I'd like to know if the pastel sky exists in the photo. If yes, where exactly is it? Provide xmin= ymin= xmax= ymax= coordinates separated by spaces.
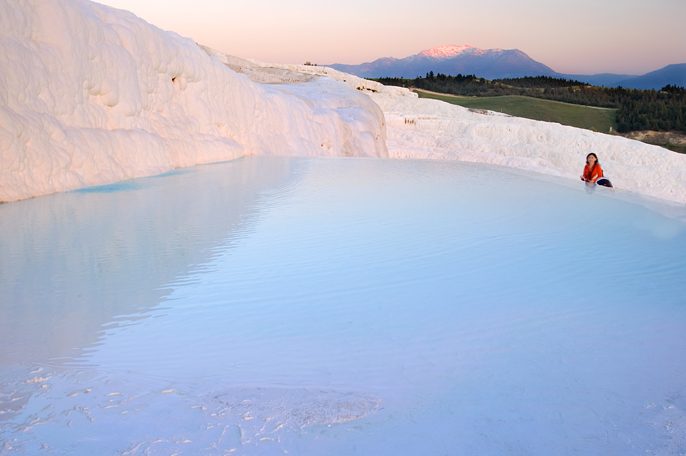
xmin=101 ymin=0 xmax=686 ymax=76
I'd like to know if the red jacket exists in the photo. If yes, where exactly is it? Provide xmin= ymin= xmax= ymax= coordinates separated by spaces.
xmin=583 ymin=163 xmax=603 ymax=182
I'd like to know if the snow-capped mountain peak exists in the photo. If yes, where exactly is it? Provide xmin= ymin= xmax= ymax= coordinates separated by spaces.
xmin=329 ymin=45 xmax=555 ymax=80
xmin=418 ymin=45 xmax=476 ymax=59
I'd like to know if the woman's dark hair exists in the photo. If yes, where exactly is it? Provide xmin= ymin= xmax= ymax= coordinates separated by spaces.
xmin=586 ymin=153 xmax=599 ymax=165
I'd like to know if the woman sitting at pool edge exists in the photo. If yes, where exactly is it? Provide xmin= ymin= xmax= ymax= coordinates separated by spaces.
xmin=581 ymin=153 xmax=613 ymax=187
xmin=581 ymin=153 xmax=602 ymax=183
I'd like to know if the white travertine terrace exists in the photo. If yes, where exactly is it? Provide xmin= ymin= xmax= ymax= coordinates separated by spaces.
xmin=2 ymin=0 xmax=686 ymax=204
xmin=0 ymin=0 xmax=386 ymax=203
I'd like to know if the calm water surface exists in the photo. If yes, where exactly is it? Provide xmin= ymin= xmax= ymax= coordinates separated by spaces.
xmin=1 ymin=156 xmax=685 ymax=455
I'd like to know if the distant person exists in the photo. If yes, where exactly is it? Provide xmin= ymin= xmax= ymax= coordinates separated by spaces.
xmin=581 ymin=153 xmax=613 ymax=188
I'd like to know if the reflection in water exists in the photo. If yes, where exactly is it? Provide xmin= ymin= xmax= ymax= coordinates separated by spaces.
xmin=0 ymin=157 xmax=295 ymax=365
xmin=1 ymin=157 xmax=686 ymax=455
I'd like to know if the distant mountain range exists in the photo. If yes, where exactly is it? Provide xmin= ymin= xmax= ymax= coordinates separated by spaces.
xmin=327 ymin=45 xmax=686 ymax=90
xmin=329 ymin=45 xmax=557 ymax=80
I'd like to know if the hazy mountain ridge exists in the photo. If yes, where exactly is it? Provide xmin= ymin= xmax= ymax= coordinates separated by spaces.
xmin=328 ymin=46 xmax=686 ymax=90
xmin=613 ymin=63 xmax=686 ymax=90
xmin=329 ymin=46 xmax=558 ymax=80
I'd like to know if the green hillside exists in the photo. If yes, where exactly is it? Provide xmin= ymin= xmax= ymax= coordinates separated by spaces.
xmin=415 ymin=90 xmax=618 ymax=133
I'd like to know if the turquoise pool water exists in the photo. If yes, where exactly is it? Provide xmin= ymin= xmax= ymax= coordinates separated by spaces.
xmin=1 ymin=156 xmax=685 ymax=455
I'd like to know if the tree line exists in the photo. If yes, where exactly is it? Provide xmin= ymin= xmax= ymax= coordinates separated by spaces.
xmin=373 ymin=74 xmax=686 ymax=133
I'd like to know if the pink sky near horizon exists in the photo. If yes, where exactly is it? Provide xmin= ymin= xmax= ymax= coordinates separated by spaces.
xmin=101 ymin=0 xmax=686 ymax=76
